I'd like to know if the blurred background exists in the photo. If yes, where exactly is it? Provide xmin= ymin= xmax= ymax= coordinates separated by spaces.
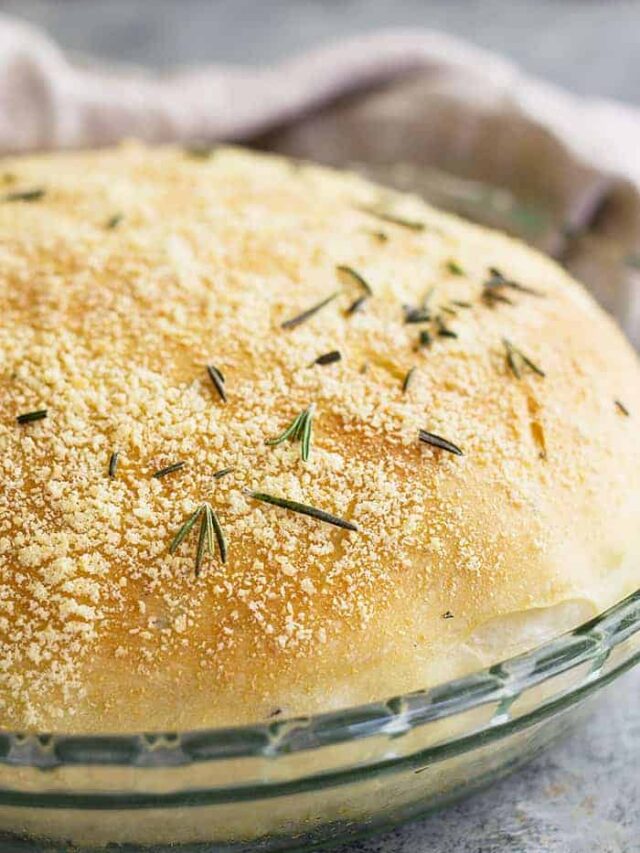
xmin=2 ymin=0 xmax=640 ymax=106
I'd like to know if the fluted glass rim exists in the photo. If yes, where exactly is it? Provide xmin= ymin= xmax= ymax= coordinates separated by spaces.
xmin=1 ymin=587 xmax=638 ymax=772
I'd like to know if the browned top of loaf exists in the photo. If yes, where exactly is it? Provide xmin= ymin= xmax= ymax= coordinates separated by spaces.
xmin=0 ymin=143 xmax=638 ymax=732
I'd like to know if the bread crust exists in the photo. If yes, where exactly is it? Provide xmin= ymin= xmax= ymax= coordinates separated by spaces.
xmin=0 ymin=143 xmax=638 ymax=732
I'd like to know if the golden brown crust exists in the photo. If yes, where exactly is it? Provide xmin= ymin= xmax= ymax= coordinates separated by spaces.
xmin=0 ymin=143 xmax=639 ymax=731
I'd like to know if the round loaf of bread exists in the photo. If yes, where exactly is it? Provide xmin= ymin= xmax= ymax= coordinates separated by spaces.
xmin=1 ymin=143 xmax=639 ymax=732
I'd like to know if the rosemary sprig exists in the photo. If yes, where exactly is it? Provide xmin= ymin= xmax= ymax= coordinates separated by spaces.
xmin=281 ymin=292 xmax=338 ymax=329
xmin=451 ymin=300 xmax=473 ymax=309
xmin=359 ymin=205 xmax=425 ymax=231
xmin=266 ymin=404 xmax=315 ymax=462
xmin=207 ymin=364 xmax=227 ymax=403
xmin=488 ymin=267 xmax=543 ymax=296
xmin=615 ymin=399 xmax=630 ymax=417
xmin=108 ymin=451 xmax=120 ymax=478
xmin=106 ymin=213 xmax=123 ymax=229
xmin=3 ymin=188 xmax=45 ymax=203
xmin=213 ymin=466 xmax=235 ymax=479
xmin=153 ymin=461 xmax=186 ymax=479
xmin=446 ymin=260 xmax=465 ymax=276
xmin=245 ymin=489 xmax=358 ymax=532
xmin=419 ymin=429 xmax=464 ymax=456
xmin=170 ymin=502 xmax=227 ymax=576
xmin=503 ymin=339 xmax=545 ymax=379
xmin=16 ymin=409 xmax=47 ymax=424
xmin=312 ymin=350 xmax=342 ymax=366
xmin=483 ymin=268 xmax=543 ymax=306
xmin=442 ymin=611 xmax=455 ymax=619
xmin=336 ymin=265 xmax=373 ymax=296
xmin=402 ymin=367 xmax=416 ymax=393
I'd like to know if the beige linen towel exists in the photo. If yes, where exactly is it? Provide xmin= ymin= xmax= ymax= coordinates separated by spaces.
xmin=0 ymin=16 xmax=638 ymax=339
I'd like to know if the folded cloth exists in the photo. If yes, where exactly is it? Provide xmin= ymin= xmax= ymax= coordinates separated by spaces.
xmin=0 ymin=15 xmax=638 ymax=338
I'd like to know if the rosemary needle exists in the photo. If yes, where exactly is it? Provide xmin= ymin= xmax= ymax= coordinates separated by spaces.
xmin=281 ymin=293 xmax=338 ymax=330
xmin=152 ymin=461 xmax=186 ymax=479
xmin=170 ymin=506 xmax=203 ymax=555
xmin=106 ymin=213 xmax=123 ymax=229
xmin=404 ymin=306 xmax=431 ymax=324
xmin=108 ymin=451 xmax=120 ymax=478
xmin=503 ymin=339 xmax=545 ymax=379
xmin=404 ymin=286 xmax=434 ymax=325
xmin=615 ymin=400 xmax=630 ymax=417
xmin=213 ymin=466 xmax=235 ymax=479
xmin=312 ymin=350 xmax=342 ymax=367
xmin=209 ymin=506 xmax=227 ymax=564
xmin=194 ymin=508 xmax=211 ymax=576
xmin=419 ymin=429 xmax=464 ymax=456
xmin=185 ymin=145 xmax=217 ymax=160
xmin=336 ymin=265 xmax=373 ymax=296
xmin=345 ymin=295 xmax=368 ymax=315
xmin=207 ymin=364 xmax=227 ymax=403
xmin=483 ymin=268 xmax=544 ymax=308
xmin=417 ymin=329 xmax=432 ymax=349
xmin=482 ymin=288 xmax=514 ymax=307
xmin=359 ymin=205 xmax=426 ymax=231
xmin=266 ymin=404 xmax=315 ymax=462
xmin=245 ymin=489 xmax=358 ymax=532
xmin=3 ymin=188 xmax=45 ymax=203
xmin=487 ymin=267 xmax=543 ymax=296
xmin=16 ymin=409 xmax=47 ymax=424
xmin=435 ymin=316 xmax=458 ymax=339
xmin=402 ymin=367 xmax=416 ymax=393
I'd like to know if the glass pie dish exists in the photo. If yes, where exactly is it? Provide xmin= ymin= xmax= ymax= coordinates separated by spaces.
xmin=2 ymin=160 xmax=639 ymax=852
xmin=0 ymin=7 xmax=638 ymax=842
xmin=0 ymin=587 xmax=638 ymax=851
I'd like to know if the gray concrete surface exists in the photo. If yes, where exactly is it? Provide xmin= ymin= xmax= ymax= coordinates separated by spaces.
xmin=0 ymin=3 xmax=639 ymax=852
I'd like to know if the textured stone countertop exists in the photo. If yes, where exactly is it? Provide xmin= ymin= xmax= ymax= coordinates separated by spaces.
xmin=336 ymin=669 xmax=640 ymax=853
xmin=0 ymin=3 xmax=639 ymax=852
